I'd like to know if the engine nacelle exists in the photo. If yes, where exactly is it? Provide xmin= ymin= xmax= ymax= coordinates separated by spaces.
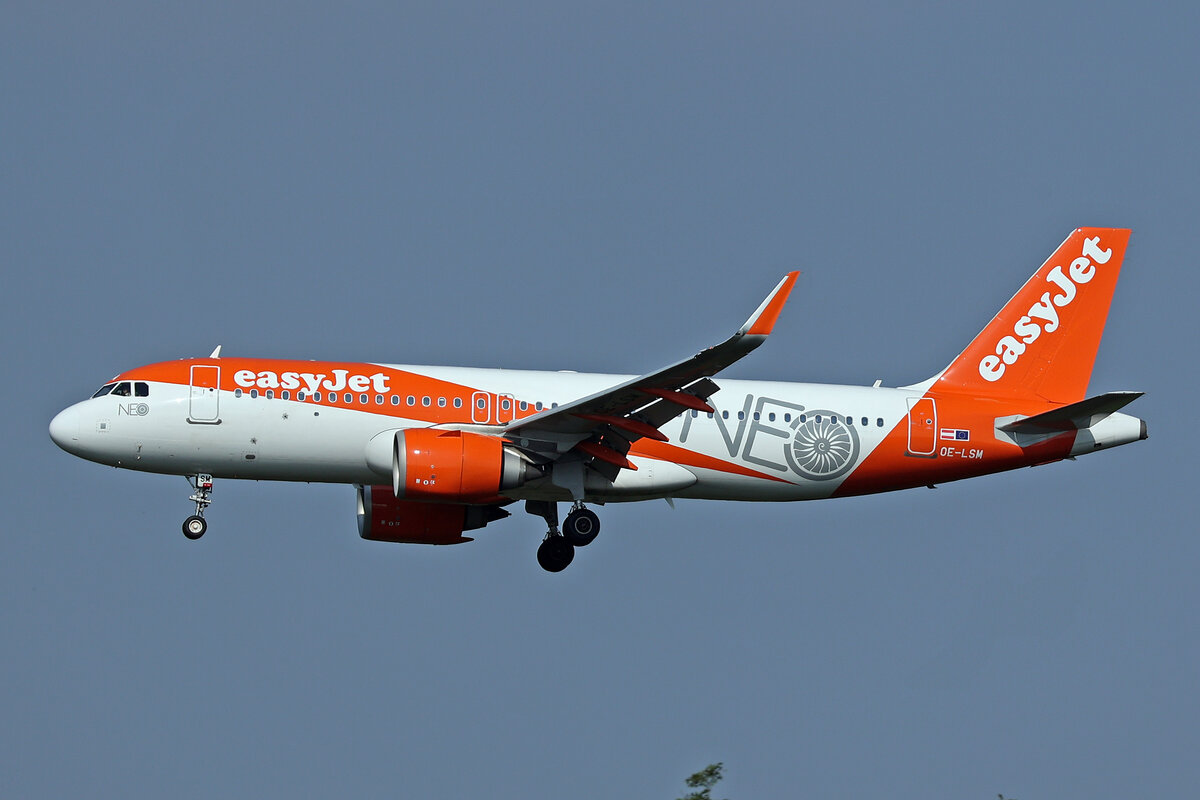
xmin=389 ymin=428 xmax=537 ymax=502
xmin=356 ymin=484 xmax=510 ymax=545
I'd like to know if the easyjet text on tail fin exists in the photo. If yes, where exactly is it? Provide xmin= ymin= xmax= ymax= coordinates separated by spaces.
xmin=933 ymin=228 xmax=1131 ymax=403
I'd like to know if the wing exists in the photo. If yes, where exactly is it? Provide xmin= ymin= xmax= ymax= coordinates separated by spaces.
xmin=503 ymin=272 xmax=799 ymax=479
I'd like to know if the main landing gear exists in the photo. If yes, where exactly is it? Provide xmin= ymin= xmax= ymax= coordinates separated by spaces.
xmin=530 ymin=501 xmax=601 ymax=573
xmin=182 ymin=474 xmax=213 ymax=540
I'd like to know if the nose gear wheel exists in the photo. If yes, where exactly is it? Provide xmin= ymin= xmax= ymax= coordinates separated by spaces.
xmin=182 ymin=474 xmax=214 ymax=540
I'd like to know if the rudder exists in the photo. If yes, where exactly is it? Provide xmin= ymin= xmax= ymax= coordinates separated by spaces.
xmin=933 ymin=227 xmax=1131 ymax=404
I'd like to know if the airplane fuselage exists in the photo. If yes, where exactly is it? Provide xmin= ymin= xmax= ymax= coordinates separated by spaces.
xmin=50 ymin=358 xmax=1144 ymax=502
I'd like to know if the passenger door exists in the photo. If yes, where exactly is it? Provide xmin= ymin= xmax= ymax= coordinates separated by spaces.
xmin=906 ymin=397 xmax=937 ymax=457
xmin=189 ymin=365 xmax=221 ymax=423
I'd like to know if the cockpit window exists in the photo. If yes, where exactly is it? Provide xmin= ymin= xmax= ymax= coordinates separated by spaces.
xmin=134 ymin=382 xmax=149 ymax=397
xmin=110 ymin=382 xmax=132 ymax=397
xmin=92 ymin=383 xmax=116 ymax=398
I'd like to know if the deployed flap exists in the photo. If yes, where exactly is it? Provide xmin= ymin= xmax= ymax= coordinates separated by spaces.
xmin=504 ymin=272 xmax=799 ymax=466
xmin=999 ymin=391 xmax=1143 ymax=434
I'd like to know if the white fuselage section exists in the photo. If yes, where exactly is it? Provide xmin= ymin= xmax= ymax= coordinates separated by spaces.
xmin=50 ymin=364 xmax=920 ymax=503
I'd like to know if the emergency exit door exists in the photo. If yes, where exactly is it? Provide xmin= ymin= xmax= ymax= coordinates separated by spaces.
xmin=189 ymin=365 xmax=221 ymax=423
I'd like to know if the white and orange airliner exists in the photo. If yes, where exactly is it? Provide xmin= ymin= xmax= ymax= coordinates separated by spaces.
xmin=50 ymin=228 xmax=1146 ymax=571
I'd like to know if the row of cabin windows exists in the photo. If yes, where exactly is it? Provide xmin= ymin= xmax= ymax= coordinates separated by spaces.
xmin=92 ymin=381 xmax=881 ymax=428
xmin=234 ymin=389 xmax=465 ymax=407
xmin=693 ymin=409 xmax=885 ymax=427
xmin=92 ymin=381 xmax=150 ymax=398
xmin=231 ymin=389 xmax=558 ymax=412
xmin=226 ymin=389 xmax=880 ymax=426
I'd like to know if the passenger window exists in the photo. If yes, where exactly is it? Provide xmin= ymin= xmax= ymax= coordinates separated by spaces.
xmin=862 ymin=417 xmax=868 ymax=426
xmin=784 ymin=413 xmax=791 ymax=422
xmin=768 ymin=412 xmax=776 ymax=421
xmin=111 ymin=382 xmax=132 ymax=397
xmin=453 ymin=398 xmax=463 ymax=409
xmin=92 ymin=384 xmax=115 ymax=398
xmin=753 ymin=412 xmax=760 ymax=420
xmin=476 ymin=397 xmax=486 ymax=409
xmin=266 ymin=390 xmax=275 ymax=399
xmin=313 ymin=392 xmax=322 ymax=402
xmin=375 ymin=395 xmax=384 ymax=405
xmin=297 ymin=391 xmax=306 ymax=401
xmin=722 ymin=411 xmax=729 ymax=419
xmin=281 ymin=390 xmax=290 ymax=400
xmin=437 ymin=397 xmax=446 ymax=407
xmin=250 ymin=389 xmax=259 ymax=399
xmin=535 ymin=402 xmax=544 ymax=411
xmin=360 ymin=394 xmax=368 ymax=404
xmin=408 ymin=396 xmax=416 ymax=406
xmin=501 ymin=398 xmax=511 ymax=411
xmin=344 ymin=393 xmax=352 ymax=403
xmin=876 ymin=418 xmax=884 ymax=427
xmin=390 ymin=395 xmax=399 ymax=406
xmin=422 ymin=397 xmax=431 ymax=407
xmin=800 ymin=414 xmax=807 ymax=423
xmin=738 ymin=411 xmax=745 ymax=420
xmin=235 ymin=389 xmax=243 ymax=398
xmin=519 ymin=401 xmax=529 ymax=412
xmin=134 ymin=382 xmax=149 ymax=397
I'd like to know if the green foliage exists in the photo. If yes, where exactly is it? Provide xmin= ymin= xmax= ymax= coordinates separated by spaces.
xmin=677 ymin=763 xmax=726 ymax=800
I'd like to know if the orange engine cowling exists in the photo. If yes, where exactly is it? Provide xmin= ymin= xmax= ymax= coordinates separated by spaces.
xmin=393 ymin=429 xmax=536 ymax=502
xmin=357 ymin=484 xmax=510 ymax=545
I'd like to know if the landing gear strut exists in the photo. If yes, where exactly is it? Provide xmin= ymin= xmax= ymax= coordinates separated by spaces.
xmin=183 ymin=474 xmax=213 ymax=540
xmin=528 ymin=500 xmax=571 ymax=572
xmin=527 ymin=500 xmax=601 ymax=572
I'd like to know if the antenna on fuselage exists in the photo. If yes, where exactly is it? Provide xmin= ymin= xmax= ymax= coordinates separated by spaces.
xmin=209 ymin=345 xmax=222 ymax=359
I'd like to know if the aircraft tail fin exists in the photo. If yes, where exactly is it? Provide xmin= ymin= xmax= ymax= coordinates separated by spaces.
xmin=932 ymin=227 xmax=1131 ymax=403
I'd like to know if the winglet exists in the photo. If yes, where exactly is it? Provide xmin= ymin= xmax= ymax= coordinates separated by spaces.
xmin=740 ymin=271 xmax=799 ymax=336
xmin=209 ymin=345 xmax=223 ymax=359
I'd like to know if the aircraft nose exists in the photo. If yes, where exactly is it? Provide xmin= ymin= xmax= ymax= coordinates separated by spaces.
xmin=49 ymin=405 xmax=81 ymax=452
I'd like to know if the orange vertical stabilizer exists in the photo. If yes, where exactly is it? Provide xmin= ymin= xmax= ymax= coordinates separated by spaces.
xmin=932 ymin=227 xmax=1131 ymax=404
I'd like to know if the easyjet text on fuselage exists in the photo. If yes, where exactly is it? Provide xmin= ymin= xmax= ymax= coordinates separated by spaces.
xmin=233 ymin=368 xmax=390 ymax=394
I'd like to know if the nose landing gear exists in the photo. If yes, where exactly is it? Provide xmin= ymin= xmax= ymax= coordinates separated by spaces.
xmin=182 ymin=474 xmax=213 ymax=540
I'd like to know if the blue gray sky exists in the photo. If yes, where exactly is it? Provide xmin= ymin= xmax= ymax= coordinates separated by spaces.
xmin=3 ymin=2 xmax=1196 ymax=797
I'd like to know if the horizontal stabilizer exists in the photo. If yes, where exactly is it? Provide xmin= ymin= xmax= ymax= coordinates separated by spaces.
xmin=999 ymin=391 xmax=1143 ymax=434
